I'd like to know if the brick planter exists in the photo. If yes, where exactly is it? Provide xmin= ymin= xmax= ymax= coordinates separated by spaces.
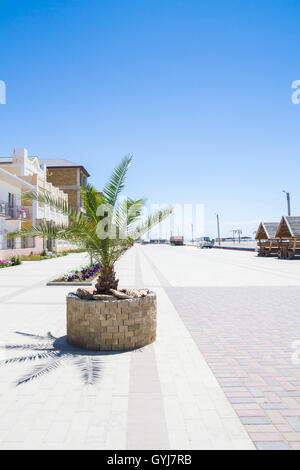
xmin=66 ymin=292 xmax=157 ymax=351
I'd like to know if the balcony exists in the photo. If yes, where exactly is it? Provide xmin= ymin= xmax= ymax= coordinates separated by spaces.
xmin=0 ymin=201 xmax=30 ymax=220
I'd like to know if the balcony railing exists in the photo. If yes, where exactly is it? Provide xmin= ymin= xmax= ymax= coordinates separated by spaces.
xmin=0 ymin=201 xmax=30 ymax=220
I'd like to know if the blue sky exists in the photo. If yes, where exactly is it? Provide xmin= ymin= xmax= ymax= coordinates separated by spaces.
xmin=1 ymin=0 xmax=300 ymax=239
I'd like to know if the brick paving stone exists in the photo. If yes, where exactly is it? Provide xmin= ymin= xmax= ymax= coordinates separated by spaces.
xmin=285 ymin=417 xmax=300 ymax=432
xmin=220 ymin=381 xmax=243 ymax=387
xmin=248 ymin=387 xmax=264 ymax=398
xmin=237 ymin=410 xmax=266 ymax=417
xmin=290 ymin=442 xmax=300 ymax=450
xmin=283 ymin=432 xmax=300 ymax=441
xmin=229 ymin=398 xmax=256 ymax=404
xmin=276 ymin=424 xmax=293 ymax=432
xmin=281 ymin=410 xmax=300 ymax=416
xmin=255 ymin=442 xmax=290 ymax=450
xmin=249 ymin=433 xmax=282 ymax=442
xmin=241 ymin=417 xmax=270 ymax=425
xmin=261 ymin=404 xmax=288 ymax=409
xmin=245 ymin=424 xmax=277 ymax=433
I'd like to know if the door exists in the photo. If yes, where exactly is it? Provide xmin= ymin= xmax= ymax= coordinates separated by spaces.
xmin=8 ymin=193 xmax=15 ymax=218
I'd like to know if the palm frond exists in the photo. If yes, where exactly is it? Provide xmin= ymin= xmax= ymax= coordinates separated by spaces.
xmin=103 ymin=155 xmax=132 ymax=207
xmin=21 ymin=190 xmax=86 ymax=222
xmin=126 ymin=198 xmax=146 ymax=226
xmin=80 ymin=185 xmax=103 ymax=223
xmin=129 ymin=207 xmax=173 ymax=240
xmin=7 ymin=222 xmax=71 ymax=241
xmin=113 ymin=197 xmax=146 ymax=238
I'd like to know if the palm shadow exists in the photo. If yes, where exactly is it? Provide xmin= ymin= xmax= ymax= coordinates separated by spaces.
xmin=0 ymin=331 xmax=129 ymax=386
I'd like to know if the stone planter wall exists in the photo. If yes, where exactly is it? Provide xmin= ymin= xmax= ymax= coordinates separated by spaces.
xmin=66 ymin=292 xmax=157 ymax=351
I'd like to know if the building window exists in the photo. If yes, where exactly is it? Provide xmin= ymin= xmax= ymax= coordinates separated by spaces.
xmin=21 ymin=236 xmax=35 ymax=249
xmin=7 ymin=238 xmax=16 ymax=249
xmin=79 ymin=172 xmax=86 ymax=187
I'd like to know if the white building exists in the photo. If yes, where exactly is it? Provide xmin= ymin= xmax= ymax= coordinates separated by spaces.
xmin=0 ymin=148 xmax=69 ymax=256
xmin=0 ymin=167 xmax=35 ymax=253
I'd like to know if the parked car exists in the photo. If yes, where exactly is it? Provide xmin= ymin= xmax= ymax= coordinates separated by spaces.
xmin=197 ymin=237 xmax=214 ymax=249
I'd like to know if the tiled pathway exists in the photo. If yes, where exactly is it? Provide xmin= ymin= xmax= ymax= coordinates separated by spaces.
xmin=142 ymin=245 xmax=300 ymax=450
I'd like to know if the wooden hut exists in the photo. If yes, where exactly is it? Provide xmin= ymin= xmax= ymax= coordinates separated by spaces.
xmin=170 ymin=236 xmax=184 ymax=246
xmin=276 ymin=216 xmax=300 ymax=259
xmin=255 ymin=222 xmax=279 ymax=256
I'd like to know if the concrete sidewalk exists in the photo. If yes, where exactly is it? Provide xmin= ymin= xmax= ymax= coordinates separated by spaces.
xmin=0 ymin=246 xmax=254 ymax=449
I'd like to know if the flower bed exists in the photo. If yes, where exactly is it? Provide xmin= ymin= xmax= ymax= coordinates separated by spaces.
xmin=54 ymin=263 xmax=100 ymax=283
xmin=0 ymin=256 xmax=22 ymax=268
xmin=21 ymin=250 xmax=69 ymax=261
xmin=0 ymin=259 xmax=11 ymax=268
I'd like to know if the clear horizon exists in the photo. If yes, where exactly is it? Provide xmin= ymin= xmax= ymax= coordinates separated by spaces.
xmin=1 ymin=0 xmax=300 ymax=239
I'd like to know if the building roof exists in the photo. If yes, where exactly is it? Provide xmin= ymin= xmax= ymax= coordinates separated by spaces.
xmin=39 ymin=158 xmax=90 ymax=177
xmin=276 ymin=216 xmax=300 ymax=238
xmin=255 ymin=222 xmax=279 ymax=240
xmin=263 ymin=222 xmax=279 ymax=239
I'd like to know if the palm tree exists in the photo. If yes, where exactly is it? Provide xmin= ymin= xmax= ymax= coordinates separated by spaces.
xmin=9 ymin=155 xmax=172 ymax=294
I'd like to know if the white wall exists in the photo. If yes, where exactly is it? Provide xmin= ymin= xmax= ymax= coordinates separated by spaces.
xmin=0 ymin=178 xmax=21 ymax=204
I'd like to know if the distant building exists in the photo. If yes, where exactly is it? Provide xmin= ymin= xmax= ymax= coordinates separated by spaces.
xmin=0 ymin=166 xmax=35 ymax=255
xmin=39 ymin=158 xmax=90 ymax=212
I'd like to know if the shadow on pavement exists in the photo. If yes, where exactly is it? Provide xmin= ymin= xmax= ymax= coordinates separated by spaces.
xmin=0 ymin=331 xmax=132 ymax=386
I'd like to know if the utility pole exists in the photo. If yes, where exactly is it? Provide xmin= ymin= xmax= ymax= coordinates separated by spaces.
xmin=191 ymin=223 xmax=194 ymax=244
xmin=283 ymin=190 xmax=291 ymax=216
xmin=215 ymin=213 xmax=221 ymax=245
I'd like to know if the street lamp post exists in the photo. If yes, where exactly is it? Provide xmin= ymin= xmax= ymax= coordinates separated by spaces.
xmin=283 ymin=190 xmax=291 ymax=216
xmin=236 ymin=229 xmax=242 ymax=244
xmin=215 ymin=214 xmax=221 ymax=245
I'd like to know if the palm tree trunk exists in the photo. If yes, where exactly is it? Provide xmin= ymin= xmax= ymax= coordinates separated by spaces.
xmin=95 ymin=265 xmax=119 ymax=294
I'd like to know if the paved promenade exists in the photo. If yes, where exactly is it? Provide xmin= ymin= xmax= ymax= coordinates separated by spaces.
xmin=142 ymin=246 xmax=300 ymax=450
xmin=1 ymin=246 xmax=300 ymax=449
